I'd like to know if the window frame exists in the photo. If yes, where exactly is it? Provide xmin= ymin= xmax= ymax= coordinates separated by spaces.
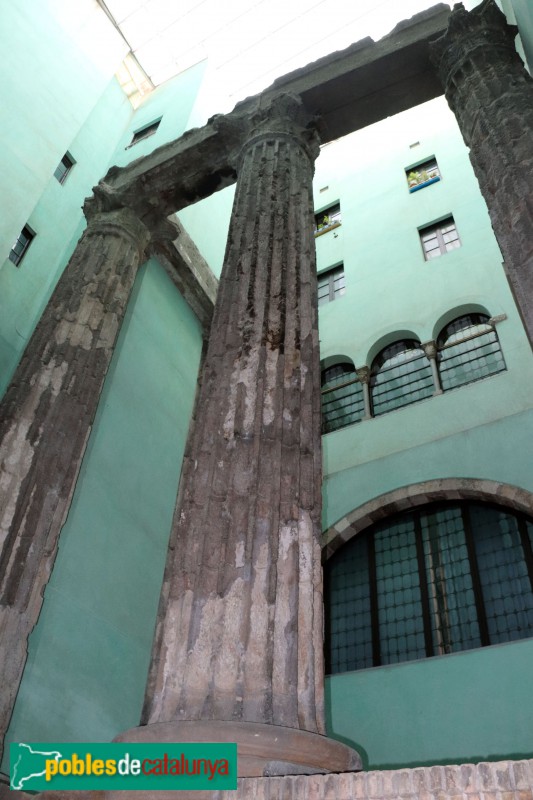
xmin=370 ymin=339 xmax=434 ymax=416
xmin=437 ymin=313 xmax=506 ymax=390
xmin=53 ymin=152 xmax=75 ymax=184
xmin=325 ymin=500 xmax=533 ymax=674
xmin=9 ymin=225 xmax=35 ymax=267
xmin=419 ymin=216 xmax=461 ymax=260
xmin=317 ymin=264 xmax=345 ymax=306
xmin=314 ymin=203 xmax=341 ymax=236
xmin=321 ymin=362 xmax=364 ymax=433
xmin=126 ymin=118 xmax=162 ymax=148
xmin=406 ymin=157 xmax=441 ymax=192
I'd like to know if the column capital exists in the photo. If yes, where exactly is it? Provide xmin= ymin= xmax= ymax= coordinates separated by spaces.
xmin=83 ymin=186 xmax=152 ymax=258
xmin=238 ymin=92 xmax=321 ymax=166
xmin=356 ymin=366 xmax=371 ymax=384
xmin=430 ymin=0 xmax=518 ymax=90
xmin=422 ymin=340 xmax=438 ymax=360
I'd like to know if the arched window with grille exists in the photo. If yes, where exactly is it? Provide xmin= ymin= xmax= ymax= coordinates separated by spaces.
xmin=437 ymin=313 xmax=505 ymax=391
xmin=370 ymin=340 xmax=433 ymax=416
xmin=321 ymin=362 xmax=364 ymax=433
xmin=324 ymin=501 xmax=533 ymax=674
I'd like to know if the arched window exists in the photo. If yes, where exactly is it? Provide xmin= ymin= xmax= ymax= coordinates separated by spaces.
xmin=321 ymin=363 xmax=364 ymax=433
xmin=370 ymin=340 xmax=433 ymax=416
xmin=324 ymin=502 xmax=533 ymax=674
xmin=437 ymin=314 xmax=505 ymax=391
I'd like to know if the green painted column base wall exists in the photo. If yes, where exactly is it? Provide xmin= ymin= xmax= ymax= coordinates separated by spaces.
xmin=326 ymin=637 xmax=533 ymax=769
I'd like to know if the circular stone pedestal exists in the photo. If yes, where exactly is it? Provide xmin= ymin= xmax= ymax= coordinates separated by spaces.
xmin=114 ymin=720 xmax=362 ymax=777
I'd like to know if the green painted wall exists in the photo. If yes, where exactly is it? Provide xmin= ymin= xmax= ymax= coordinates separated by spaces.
xmin=0 ymin=5 xmax=211 ymax=763
xmin=0 ymin=14 xmax=208 ymax=398
xmin=177 ymin=188 xmax=235 ymax=278
xmin=2 ymin=259 xmax=203 ymax=770
xmin=326 ymin=638 xmax=533 ymax=769
xmin=315 ymin=97 xmax=533 ymax=528
xmin=111 ymin=60 xmax=208 ymax=167
xmin=0 ymin=0 xmax=127 ymax=259
xmin=0 ymin=76 xmax=132 ymax=397
xmin=315 ymin=96 xmax=533 ymax=767
xmin=510 ymin=0 xmax=533 ymax=71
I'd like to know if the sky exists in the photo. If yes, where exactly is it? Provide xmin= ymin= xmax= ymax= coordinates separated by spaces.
xmin=103 ymin=0 xmax=475 ymax=104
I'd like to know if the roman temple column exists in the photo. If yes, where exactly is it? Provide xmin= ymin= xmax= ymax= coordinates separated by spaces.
xmin=124 ymin=93 xmax=361 ymax=777
xmin=0 ymin=198 xmax=151 ymax=759
xmin=431 ymin=0 xmax=533 ymax=345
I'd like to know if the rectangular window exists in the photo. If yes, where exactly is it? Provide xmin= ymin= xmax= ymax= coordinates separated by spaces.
xmin=314 ymin=203 xmax=341 ymax=235
xmin=318 ymin=264 xmax=345 ymax=305
xmin=127 ymin=119 xmax=162 ymax=147
xmin=53 ymin=152 xmax=75 ymax=184
xmin=9 ymin=225 xmax=35 ymax=266
xmin=419 ymin=216 xmax=461 ymax=260
xmin=406 ymin=158 xmax=441 ymax=192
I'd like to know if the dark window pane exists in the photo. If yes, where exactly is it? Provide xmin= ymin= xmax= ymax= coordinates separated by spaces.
xmin=419 ymin=216 xmax=461 ymax=260
xmin=420 ymin=507 xmax=481 ymax=654
xmin=470 ymin=506 xmax=533 ymax=644
xmin=317 ymin=265 xmax=345 ymax=306
xmin=321 ymin=363 xmax=364 ymax=433
xmin=371 ymin=340 xmax=433 ymax=416
xmin=326 ymin=534 xmax=373 ymax=672
xmin=129 ymin=119 xmax=161 ymax=146
xmin=53 ymin=153 xmax=74 ymax=184
xmin=9 ymin=225 xmax=35 ymax=266
xmin=325 ymin=502 xmax=533 ymax=675
xmin=375 ymin=515 xmax=425 ymax=664
xmin=437 ymin=314 xmax=506 ymax=390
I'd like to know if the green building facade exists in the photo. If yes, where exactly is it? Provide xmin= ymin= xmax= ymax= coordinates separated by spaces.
xmin=1 ymin=0 xmax=532 ymax=781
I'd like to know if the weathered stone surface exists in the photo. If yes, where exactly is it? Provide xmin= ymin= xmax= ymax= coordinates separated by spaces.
xmin=114 ymin=719 xmax=361 ymax=777
xmin=322 ymin=478 xmax=533 ymax=559
xmin=148 ymin=215 xmax=217 ymax=332
xmin=95 ymin=5 xmax=450 ymax=221
xmin=271 ymin=4 xmax=450 ymax=141
xmin=0 ymin=205 xmax=151 ymax=759
xmin=431 ymin=0 xmax=533 ymax=346
xmin=140 ymin=93 xmax=327 ymax=738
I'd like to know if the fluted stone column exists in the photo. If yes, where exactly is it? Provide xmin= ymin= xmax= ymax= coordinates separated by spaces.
xmin=431 ymin=0 xmax=533 ymax=345
xmin=119 ymin=94 xmax=360 ymax=778
xmin=0 ymin=202 xmax=151 ymax=759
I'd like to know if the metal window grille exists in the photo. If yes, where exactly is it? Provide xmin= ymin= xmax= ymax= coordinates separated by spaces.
xmin=321 ymin=363 xmax=364 ymax=433
xmin=325 ymin=502 xmax=533 ymax=674
xmin=437 ymin=314 xmax=506 ymax=390
xmin=420 ymin=217 xmax=461 ymax=260
xmin=9 ymin=225 xmax=35 ymax=266
xmin=318 ymin=265 xmax=345 ymax=306
xmin=53 ymin=153 xmax=74 ymax=184
xmin=370 ymin=340 xmax=433 ymax=416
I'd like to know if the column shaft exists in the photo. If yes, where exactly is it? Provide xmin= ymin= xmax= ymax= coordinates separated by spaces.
xmin=0 ymin=206 xmax=150 ymax=757
xmin=431 ymin=0 xmax=533 ymax=344
xmin=143 ymin=96 xmax=324 ymax=734
xmin=356 ymin=367 xmax=372 ymax=419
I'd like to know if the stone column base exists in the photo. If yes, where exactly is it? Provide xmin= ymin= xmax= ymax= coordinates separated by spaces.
xmin=114 ymin=720 xmax=362 ymax=778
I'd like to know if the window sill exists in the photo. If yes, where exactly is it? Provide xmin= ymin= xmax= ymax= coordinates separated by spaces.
xmin=409 ymin=176 xmax=441 ymax=193
xmin=314 ymin=221 xmax=341 ymax=238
